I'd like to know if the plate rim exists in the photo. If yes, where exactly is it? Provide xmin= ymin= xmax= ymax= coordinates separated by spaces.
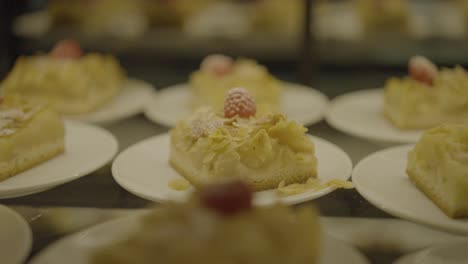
xmin=111 ymin=132 xmax=353 ymax=206
xmin=394 ymin=239 xmax=468 ymax=264
xmin=0 ymin=120 xmax=119 ymax=197
xmin=66 ymin=78 xmax=154 ymax=125
xmin=352 ymin=144 xmax=468 ymax=235
xmin=325 ymin=88 xmax=423 ymax=144
xmin=0 ymin=204 xmax=33 ymax=264
xmin=144 ymin=82 xmax=329 ymax=128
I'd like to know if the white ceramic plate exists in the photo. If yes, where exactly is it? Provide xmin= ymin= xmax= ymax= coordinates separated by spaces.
xmin=0 ymin=205 xmax=32 ymax=264
xmin=144 ymin=82 xmax=329 ymax=127
xmin=30 ymin=212 xmax=368 ymax=264
xmin=112 ymin=133 xmax=352 ymax=206
xmin=0 ymin=121 xmax=118 ymax=199
xmin=68 ymin=79 xmax=154 ymax=125
xmin=395 ymin=240 xmax=468 ymax=264
xmin=352 ymin=145 xmax=468 ymax=235
xmin=326 ymin=89 xmax=423 ymax=144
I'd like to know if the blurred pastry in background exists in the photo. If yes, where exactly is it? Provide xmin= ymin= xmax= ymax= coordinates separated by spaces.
xmin=407 ymin=124 xmax=468 ymax=218
xmin=80 ymin=0 xmax=148 ymax=38
xmin=354 ymin=0 xmax=409 ymax=34
xmin=92 ymin=180 xmax=321 ymax=264
xmin=183 ymin=0 xmax=301 ymax=38
xmin=48 ymin=0 xmax=148 ymax=38
xmin=170 ymin=88 xmax=317 ymax=191
xmin=313 ymin=0 xmax=364 ymax=41
xmin=0 ymin=96 xmax=65 ymax=181
xmin=47 ymin=0 xmax=88 ymax=27
xmin=1 ymin=39 xmax=126 ymax=115
xmin=384 ymin=55 xmax=468 ymax=129
xmin=190 ymin=54 xmax=282 ymax=114
xmin=252 ymin=0 xmax=302 ymax=36
xmin=183 ymin=1 xmax=252 ymax=39
xmin=458 ymin=0 xmax=468 ymax=31
xmin=145 ymin=0 xmax=214 ymax=28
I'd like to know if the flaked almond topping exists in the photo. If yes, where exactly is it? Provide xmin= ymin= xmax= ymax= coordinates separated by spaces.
xmin=224 ymin=87 xmax=256 ymax=118
xmin=408 ymin=55 xmax=438 ymax=86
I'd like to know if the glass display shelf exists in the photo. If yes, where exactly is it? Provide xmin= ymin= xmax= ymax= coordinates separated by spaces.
xmin=1 ymin=68 xmax=467 ymax=264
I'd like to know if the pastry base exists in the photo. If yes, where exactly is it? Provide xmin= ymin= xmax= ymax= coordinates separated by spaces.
xmin=407 ymin=170 xmax=467 ymax=218
xmin=0 ymin=139 xmax=64 ymax=181
xmin=169 ymin=147 xmax=316 ymax=192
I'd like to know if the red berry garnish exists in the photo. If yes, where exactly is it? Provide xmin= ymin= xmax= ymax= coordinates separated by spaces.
xmin=224 ymin=87 xmax=256 ymax=118
xmin=50 ymin=39 xmax=83 ymax=59
xmin=408 ymin=56 xmax=438 ymax=86
xmin=198 ymin=180 xmax=253 ymax=216
xmin=200 ymin=54 xmax=233 ymax=76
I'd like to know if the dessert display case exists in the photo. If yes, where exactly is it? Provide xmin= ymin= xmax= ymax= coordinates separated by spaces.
xmin=1 ymin=1 xmax=468 ymax=264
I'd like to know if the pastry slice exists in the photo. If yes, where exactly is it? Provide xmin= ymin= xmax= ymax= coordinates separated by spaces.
xmin=355 ymin=0 xmax=409 ymax=33
xmin=384 ymin=56 xmax=468 ymax=129
xmin=0 ymin=96 xmax=65 ymax=181
xmin=383 ymin=77 xmax=440 ymax=129
xmin=1 ymin=39 xmax=125 ymax=115
xmin=407 ymin=124 xmax=468 ymax=218
xmin=189 ymin=54 xmax=283 ymax=115
xmin=92 ymin=180 xmax=321 ymax=264
xmin=170 ymin=88 xmax=317 ymax=191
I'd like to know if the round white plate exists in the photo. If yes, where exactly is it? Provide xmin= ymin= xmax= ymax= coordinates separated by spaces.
xmin=0 ymin=121 xmax=118 ymax=199
xmin=30 ymin=212 xmax=368 ymax=264
xmin=0 ymin=205 xmax=32 ymax=264
xmin=352 ymin=145 xmax=468 ymax=235
xmin=112 ymin=133 xmax=352 ymax=206
xmin=326 ymin=89 xmax=423 ymax=144
xmin=144 ymin=82 xmax=329 ymax=127
xmin=68 ymin=79 xmax=154 ymax=125
xmin=395 ymin=240 xmax=468 ymax=264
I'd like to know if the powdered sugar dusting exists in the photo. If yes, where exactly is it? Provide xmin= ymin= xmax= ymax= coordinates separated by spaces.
xmin=189 ymin=108 xmax=224 ymax=138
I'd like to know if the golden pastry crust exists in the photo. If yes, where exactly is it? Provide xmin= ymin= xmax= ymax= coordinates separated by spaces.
xmin=384 ymin=66 xmax=468 ymax=129
xmin=407 ymin=124 xmax=468 ymax=218
xmin=0 ymin=140 xmax=64 ymax=181
xmin=2 ymin=53 xmax=125 ymax=115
